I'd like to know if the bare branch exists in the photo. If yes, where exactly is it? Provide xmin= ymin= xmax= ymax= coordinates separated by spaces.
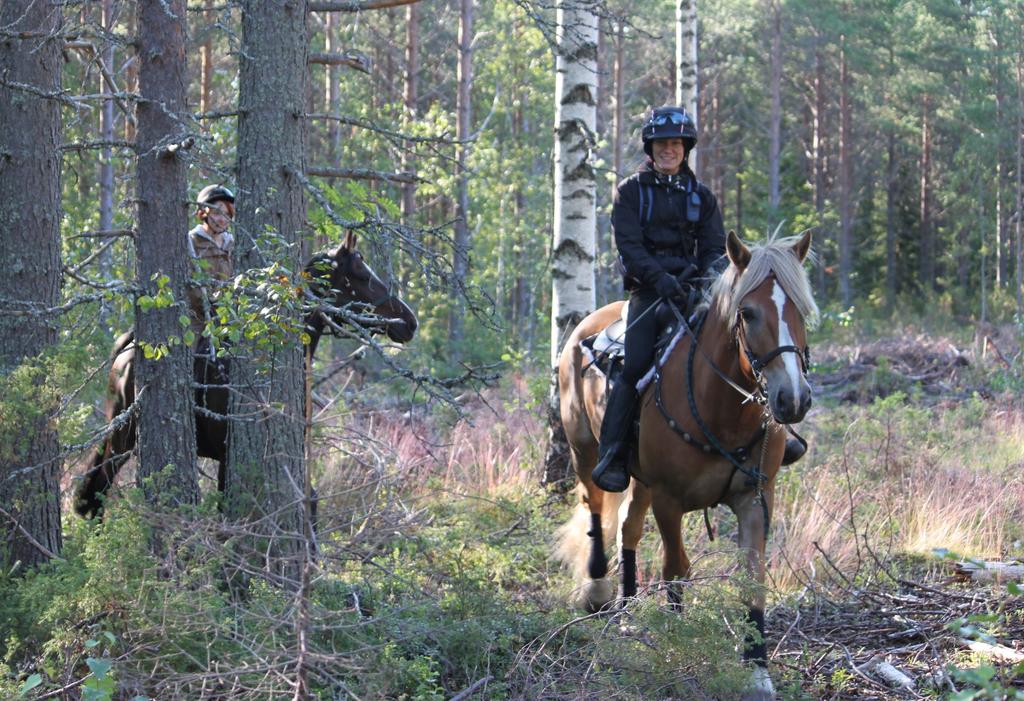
xmin=306 ymin=166 xmax=423 ymax=184
xmin=308 ymin=51 xmax=371 ymax=73
xmin=308 ymin=0 xmax=420 ymax=12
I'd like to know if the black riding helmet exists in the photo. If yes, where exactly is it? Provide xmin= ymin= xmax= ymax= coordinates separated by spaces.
xmin=196 ymin=184 xmax=235 ymax=206
xmin=642 ymin=106 xmax=697 ymax=157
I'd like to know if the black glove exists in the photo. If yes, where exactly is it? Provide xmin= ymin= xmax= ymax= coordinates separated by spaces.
xmin=654 ymin=273 xmax=686 ymax=303
xmin=675 ymin=263 xmax=699 ymax=285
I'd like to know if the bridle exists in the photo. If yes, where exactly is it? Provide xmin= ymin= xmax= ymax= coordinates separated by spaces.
xmin=734 ymin=274 xmax=810 ymax=392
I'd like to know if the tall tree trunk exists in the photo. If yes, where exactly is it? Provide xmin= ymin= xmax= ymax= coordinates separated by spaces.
xmin=98 ymin=0 xmax=117 ymax=311
xmin=324 ymin=9 xmax=339 ymax=163
xmin=135 ymin=0 xmax=199 ymax=508
xmin=1015 ymin=46 xmax=1023 ymax=312
xmin=0 ymin=0 xmax=64 ymax=568
xmin=449 ymin=0 xmax=473 ymax=359
xmin=400 ymin=1 xmax=419 ymax=223
xmin=735 ymin=135 xmax=744 ymax=234
xmin=838 ymin=33 xmax=853 ymax=308
xmin=228 ymin=0 xmax=309 ymax=582
xmin=544 ymin=0 xmax=598 ymax=486
xmin=919 ymin=95 xmax=934 ymax=292
xmin=675 ymin=0 xmax=698 ymax=173
xmin=813 ymin=44 xmax=828 ymax=298
xmin=767 ymin=0 xmax=782 ymax=220
xmin=200 ymin=0 xmax=214 ymax=118
xmin=884 ymin=46 xmax=896 ymax=312
xmin=994 ymin=35 xmax=1006 ymax=287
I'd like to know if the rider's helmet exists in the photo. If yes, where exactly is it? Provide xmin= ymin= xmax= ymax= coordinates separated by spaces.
xmin=196 ymin=184 xmax=235 ymax=206
xmin=642 ymin=106 xmax=697 ymax=157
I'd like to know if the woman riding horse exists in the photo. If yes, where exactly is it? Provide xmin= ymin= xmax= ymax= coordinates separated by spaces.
xmin=593 ymin=106 xmax=805 ymax=493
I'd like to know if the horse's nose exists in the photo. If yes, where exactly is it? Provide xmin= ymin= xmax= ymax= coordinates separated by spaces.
xmin=771 ymin=381 xmax=811 ymax=424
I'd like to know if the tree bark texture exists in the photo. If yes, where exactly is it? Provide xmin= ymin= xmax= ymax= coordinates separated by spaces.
xmin=675 ymin=0 xmax=698 ymax=174
xmin=550 ymin=0 xmax=597 ymax=366
xmin=545 ymin=0 xmax=598 ymax=486
xmin=135 ymin=0 xmax=199 ymax=507
xmin=228 ymin=0 xmax=309 ymax=577
xmin=0 ymin=0 xmax=64 ymax=567
xmin=400 ymin=1 xmax=419 ymax=223
xmin=767 ymin=0 xmax=782 ymax=218
xmin=919 ymin=95 xmax=934 ymax=293
xmin=838 ymin=34 xmax=853 ymax=308
xmin=450 ymin=0 xmax=473 ymax=358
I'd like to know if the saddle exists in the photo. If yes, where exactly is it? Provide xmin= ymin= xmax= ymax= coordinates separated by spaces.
xmin=580 ymin=299 xmax=697 ymax=390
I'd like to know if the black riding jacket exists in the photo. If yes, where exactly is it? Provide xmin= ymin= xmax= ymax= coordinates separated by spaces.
xmin=612 ymin=162 xmax=726 ymax=290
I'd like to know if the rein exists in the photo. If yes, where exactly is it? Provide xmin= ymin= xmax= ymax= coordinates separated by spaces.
xmin=653 ymin=303 xmax=774 ymax=540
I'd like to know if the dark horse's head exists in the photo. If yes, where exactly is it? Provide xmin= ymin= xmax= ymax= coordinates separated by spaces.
xmin=305 ymin=230 xmax=418 ymax=344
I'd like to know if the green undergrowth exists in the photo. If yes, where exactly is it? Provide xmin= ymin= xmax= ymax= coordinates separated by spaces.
xmin=0 ymin=484 xmax=770 ymax=700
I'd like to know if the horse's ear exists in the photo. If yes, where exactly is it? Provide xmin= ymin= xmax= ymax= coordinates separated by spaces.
xmin=342 ymin=229 xmax=357 ymax=252
xmin=792 ymin=230 xmax=812 ymax=263
xmin=726 ymin=230 xmax=751 ymax=271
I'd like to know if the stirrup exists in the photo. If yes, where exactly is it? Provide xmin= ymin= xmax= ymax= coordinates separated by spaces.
xmin=592 ymin=448 xmax=630 ymax=492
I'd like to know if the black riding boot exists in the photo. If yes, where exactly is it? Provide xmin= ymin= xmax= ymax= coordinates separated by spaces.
xmin=781 ymin=435 xmax=807 ymax=466
xmin=592 ymin=383 xmax=639 ymax=492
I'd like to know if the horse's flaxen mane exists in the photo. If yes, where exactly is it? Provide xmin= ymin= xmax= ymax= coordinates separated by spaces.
xmin=711 ymin=235 xmax=819 ymax=328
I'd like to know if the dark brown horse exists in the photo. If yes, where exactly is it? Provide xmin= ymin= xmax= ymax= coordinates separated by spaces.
xmin=75 ymin=231 xmax=417 ymax=518
xmin=556 ymin=231 xmax=816 ymax=700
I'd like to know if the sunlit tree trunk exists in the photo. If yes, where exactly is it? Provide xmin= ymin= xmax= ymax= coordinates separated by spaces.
xmin=675 ymin=0 xmax=698 ymax=173
xmin=400 ymin=2 xmax=419 ymax=223
xmin=450 ymin=0 xmax=473 ymax=359
xmin=544 ymin=0 xmax=598 ymax=486
xmin=813 ymin=44 xmax=828 ymax=298
xmin=838 ymin=33 xmax=853 ymax=308
xmin=1015 ymin=45 xmax=1023 ymax=312
xmin=766 ymin=0 xmax=781 ymax=220
xmin=919 ymin=95 xmax=934 ymax=293
xmin=325 ymin=10 xmax=340 ymax=163
xmin=227 ymin=0 xmax=309 ymax=580
xmin=135 ymin=0 xmax=199 ymax=508
xmin=200 ymin=0 xmax=214 ymax=118
xmin=0 ymin=0 xmax=64 ymax=568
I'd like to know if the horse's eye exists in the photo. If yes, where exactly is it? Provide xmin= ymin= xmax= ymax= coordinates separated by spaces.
xmin=739 ymin=307 xmax=757 ymax=323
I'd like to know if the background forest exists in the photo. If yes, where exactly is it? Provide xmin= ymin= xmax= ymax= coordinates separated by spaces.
xmin=3 ymin=0 xmax=1024 ymax=699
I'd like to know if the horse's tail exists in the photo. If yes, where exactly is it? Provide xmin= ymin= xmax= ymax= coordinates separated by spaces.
xmin=553 ymin=482 xmax=628 ymax=610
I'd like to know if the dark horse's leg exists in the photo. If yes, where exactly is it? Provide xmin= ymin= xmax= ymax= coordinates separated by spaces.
xmin=75 ymin=333 xmax=136 ymax=519
xmin=619 ymin=482 xmax=651 ymax=599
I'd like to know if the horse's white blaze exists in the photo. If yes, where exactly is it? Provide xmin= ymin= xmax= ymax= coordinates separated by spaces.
xmin=771 ymin=280 xmax=802 ymax=400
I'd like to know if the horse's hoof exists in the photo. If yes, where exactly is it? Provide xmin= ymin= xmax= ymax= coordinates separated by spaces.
xmin=580 ymin=578 xmax=615 ymax=613
xmin=741 ymin=667 xmax=775 ymax=701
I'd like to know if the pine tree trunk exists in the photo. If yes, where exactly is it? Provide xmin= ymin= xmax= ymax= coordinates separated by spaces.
xmin=885 ymin=46 xmax=896 ymax=312
xmin=919 ymin=95 xmax=934 ymax=292
xmin=0 ymin=0 xmax=64 ymax=568
xmin=1015 ymin=46 xmax=1023 ymax=312
xmin=449 ymin=0 xmax=473 ymax=359
xmin=838 ymin=34 xmax=853 ymax=308
xmin=675 ymin=0 xmax=698 ymax=173
xmin=325 ymin=10 xmax=339 ymax=163
xmin=767 ymin=0 xmax=782 ymax=219
xmin=227 ymin=0 xmax=309 ymax=582
xmin=544 ymin=0 xmax=598 ymax=486
xmin=135 ymin=0 xmax=199 ymax=508
xmin=813 ymin=45 xmax=827 ymax=297
xmin=401 ymin=2 xmax=419 ymax=223
xmin=201 ymin=0 xmax=214 ymax=117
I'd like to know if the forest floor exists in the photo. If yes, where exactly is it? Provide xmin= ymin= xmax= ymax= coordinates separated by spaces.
xmin=762 ymin=323 xmax=1024 ymax=700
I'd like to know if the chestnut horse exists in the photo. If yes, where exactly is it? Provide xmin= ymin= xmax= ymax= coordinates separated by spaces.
xmin=556 ymin=231 xmax=816 ymax=700
xmin=75 ymin=231 xmax=417 ymax=518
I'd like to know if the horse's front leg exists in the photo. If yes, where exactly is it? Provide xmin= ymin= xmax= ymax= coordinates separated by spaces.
xmin=618 ymin=481 xmax=651 ymax=599
xmin=731 ymin=486 xmax=775 ymax=701
xmin=651 ymin=490 xmax=690 ymax=608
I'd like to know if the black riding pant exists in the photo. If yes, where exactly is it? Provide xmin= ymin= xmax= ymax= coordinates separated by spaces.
xmin=620 ymin=289 xmax=660 ymax=387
